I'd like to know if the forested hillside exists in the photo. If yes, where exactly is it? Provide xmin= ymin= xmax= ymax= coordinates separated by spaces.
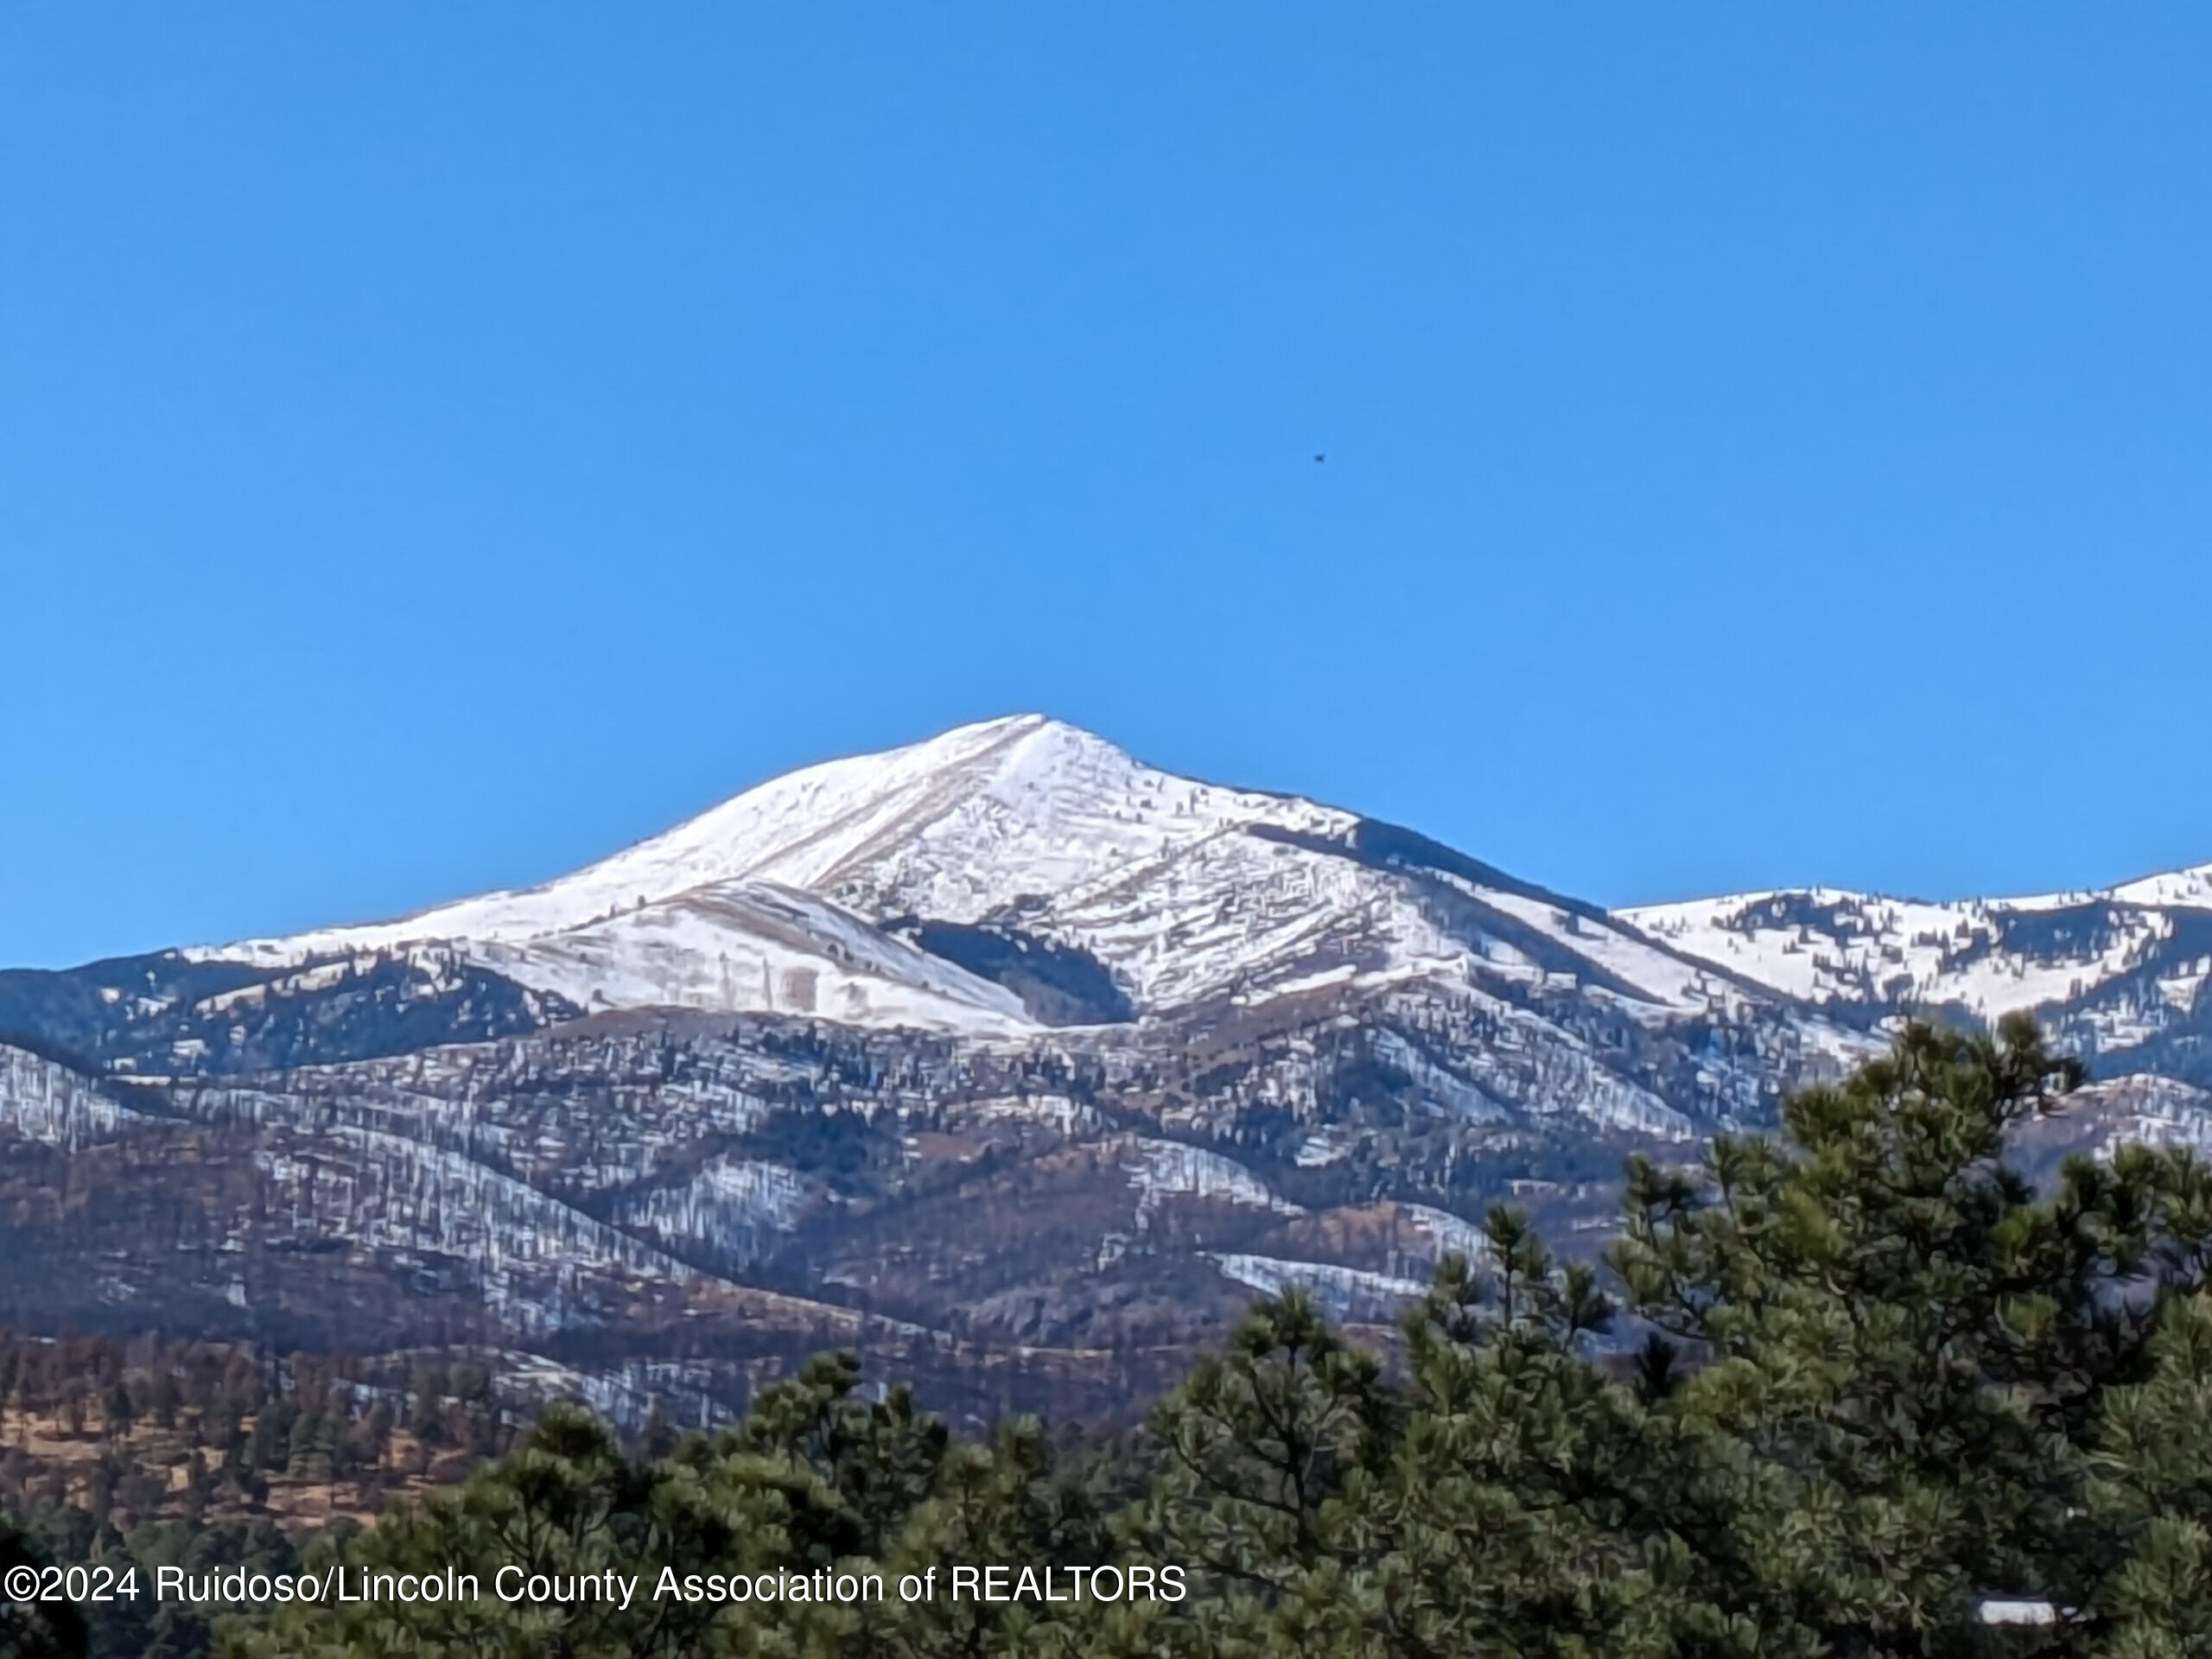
xmin=8 ymin=1018 xmax=2212 ymax=1657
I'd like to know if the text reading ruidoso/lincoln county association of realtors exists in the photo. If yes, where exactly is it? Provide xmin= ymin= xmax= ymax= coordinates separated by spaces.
xmin=6 ymin=1560 xmax=1189 ymax=1613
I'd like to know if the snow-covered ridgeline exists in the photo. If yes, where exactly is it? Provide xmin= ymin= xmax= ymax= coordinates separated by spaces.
xmin=1621 ymin=881 xmax=2210 ymax=1029
xmin=2109 ymin=863 xmax=2212 ymax=911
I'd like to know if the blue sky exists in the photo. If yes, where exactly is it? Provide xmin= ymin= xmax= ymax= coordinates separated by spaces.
xmin=4 ymin=8 xmax=2209 ymax=968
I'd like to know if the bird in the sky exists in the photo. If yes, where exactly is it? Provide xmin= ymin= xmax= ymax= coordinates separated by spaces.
xmin=1313 ymin=453 xmax=1325 ymax=464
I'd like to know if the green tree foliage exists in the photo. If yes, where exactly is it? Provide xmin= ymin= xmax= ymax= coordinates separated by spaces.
xmin=1604 ymin=1015 xmax=2111 ymax=1653
xmin=723 ymin=1351 xmax=950 ymax=1569
xmin=2089 ymin=1292 xmax=2212 ymax=1657
xmin=244 ymin=1405 xmax=788 ymax=1659
xmin=0 ymin=1511 xmax=88 ymax=1659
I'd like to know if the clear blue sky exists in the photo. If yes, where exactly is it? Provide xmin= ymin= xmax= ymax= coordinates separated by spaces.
xmin=5 ymin=8 xmax=2209 ymax=969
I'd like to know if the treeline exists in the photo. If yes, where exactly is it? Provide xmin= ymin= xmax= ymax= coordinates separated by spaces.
xmin=0 ymin=1333 xmax=522 ymax=1659
xmin=13 ymin=1016 xmax=2212 ymax=1657
xmin=0 ymin=1332 xmax=516 ymax=1516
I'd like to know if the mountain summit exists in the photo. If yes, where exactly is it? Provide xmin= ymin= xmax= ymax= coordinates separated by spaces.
xmin=193 ymin=715 xmax=1777 ymax=1044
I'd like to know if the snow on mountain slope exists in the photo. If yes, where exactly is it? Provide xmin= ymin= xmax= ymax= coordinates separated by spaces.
xmin=192 ymin=714 xmax=1821 ymax=1037
xmin=2067 ymin=1073 xmax=2212 ymax=1152
xmin=1122 ymin=1138 xmax=1304 ymax=1222
xmin=209 ymin=717 xmax=1332 ymax=957
xmin=1619 ymin=868 xmax=2212 ymax=1071
xmin=206 ymin=718 xmax=1074 ymax=955
xmin=1621 ymin=887 xmax=2151 ymax=1011
xmin=194 ymin=715 xmax=1204 ymax=1032
xmin=2111 ymin=862 xmax=2212 ymax=910
xmin=192 ymin=715 xmax=1340 ymax=1026
xmin=466 ymin=880 xmax=1034 ymax=1032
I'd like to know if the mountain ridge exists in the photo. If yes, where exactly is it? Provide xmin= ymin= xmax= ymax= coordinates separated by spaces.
xmin=167 ymin=710 xmax=2210 ymax=1059
xmin=2 ymin=714 xmax=2205 ymax=1425
xmin=1622 ymin=863 xmax=2212 ymax=1084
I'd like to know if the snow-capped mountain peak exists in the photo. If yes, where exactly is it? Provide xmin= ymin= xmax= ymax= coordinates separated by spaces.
xmin=190 ymin=715 xmax=1357 ymax=1029
xmin=215 ymin=715 xmax=1344 ymax=952
xmin=214 ymin=715 xmax=1066 ymax=954
xmin=192 ymin=714 xmax=1786 ymax=1039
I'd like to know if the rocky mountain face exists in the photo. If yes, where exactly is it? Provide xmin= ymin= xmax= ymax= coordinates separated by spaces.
xmin=2 ymin=715 xmax=2202 ymax=1427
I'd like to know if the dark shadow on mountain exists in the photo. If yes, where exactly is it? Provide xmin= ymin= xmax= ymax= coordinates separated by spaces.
xmin=893 ymin=920 xmax=1135 ymax=1026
